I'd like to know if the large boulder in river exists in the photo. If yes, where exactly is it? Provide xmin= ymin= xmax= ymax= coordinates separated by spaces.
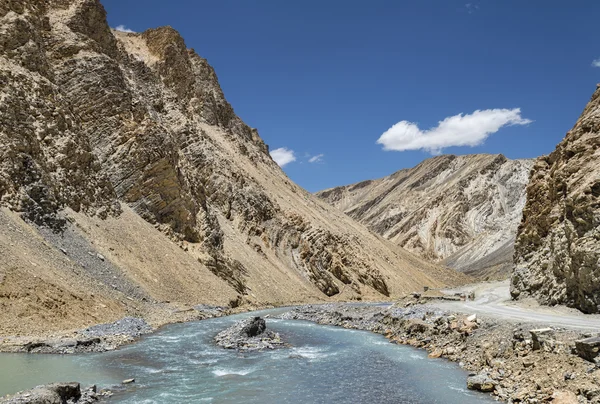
xmin=242 ymin=317 xmax=266 ymax=337
xmin=214 ymin=316 xmax=286 ymax=351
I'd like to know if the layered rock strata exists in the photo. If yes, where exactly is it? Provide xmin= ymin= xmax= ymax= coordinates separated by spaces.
xmin=317 ymin=154 xmax=533 ymax=279
xmin=511 ymin=86 xmax=600 ymax=313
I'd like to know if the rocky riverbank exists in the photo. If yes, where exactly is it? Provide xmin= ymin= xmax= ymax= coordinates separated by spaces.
xmin=0 ymin=305 xmax=230 ymax=354
xmin=277 ymin=303 xmax=600 ymax=403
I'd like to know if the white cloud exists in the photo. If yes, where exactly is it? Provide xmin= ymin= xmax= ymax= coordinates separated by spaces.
xmin=114 ymin=25 xmax=136 ymax=33
xmin=308 ymin=154 xmax=324 ymax=163
xmin=465 ymin=3 xmax=480 ymax=13
xmin=270 ymin=147 xmax=296 ymax=167
xmin=592 ymin=58 xmax=600 ymax=67
xmin=377 ymin=108 xmax=532 ymax=154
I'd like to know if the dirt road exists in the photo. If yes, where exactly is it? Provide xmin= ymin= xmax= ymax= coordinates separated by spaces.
xmin=436 ymin=280 xmax=600 ymax=331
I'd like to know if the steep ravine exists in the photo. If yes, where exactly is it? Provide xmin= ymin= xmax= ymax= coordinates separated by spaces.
xmin=0 ymin=0 xmax=468 ymax=337
xmin=317 ymin=154 xmax=533 ymax=280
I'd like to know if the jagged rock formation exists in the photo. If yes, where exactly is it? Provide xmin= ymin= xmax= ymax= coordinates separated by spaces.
xmin=317 ymin=154 xmax=533 ymax=279
xmin=0 ymin=0 xmax=467 ymax=336
xmin=511 ymin=86 xmax=600 ymax=313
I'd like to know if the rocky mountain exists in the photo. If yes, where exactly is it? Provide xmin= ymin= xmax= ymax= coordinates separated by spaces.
xmin=317 ymin=154 xmax=533 ymax=279
xmin=0 ymin=0 xmax=467 ymax=336
xmin=511 ymin=85 xmax=600 ymax=313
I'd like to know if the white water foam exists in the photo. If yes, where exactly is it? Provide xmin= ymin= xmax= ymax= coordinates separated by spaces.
xmin=289 ymin=346 xmax=333 ymax=360
xmin=212 ymin=368 xmax=255 ymax=376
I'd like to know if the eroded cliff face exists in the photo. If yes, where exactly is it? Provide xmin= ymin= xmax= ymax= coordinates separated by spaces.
xmin=317 ymin=155 xmax=533 ymax=279
xmin=0 ymin=0 xmax=467 ymax=334
xmin=511 ymin=86 xmax=600 ymax=313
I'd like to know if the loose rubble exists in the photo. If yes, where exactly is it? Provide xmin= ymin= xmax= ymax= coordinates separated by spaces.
xmin=0 ymin=382 xmax=99 ymax=404
xmin=214 ymin=316 xmax=288 ymax=351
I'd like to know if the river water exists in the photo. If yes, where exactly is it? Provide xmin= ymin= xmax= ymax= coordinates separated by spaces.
xmin=0 ymin=309 xmax=495 ymax=403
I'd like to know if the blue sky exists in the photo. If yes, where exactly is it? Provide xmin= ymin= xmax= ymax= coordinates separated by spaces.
xmin=103 ymin=0 xmax=600 ymax=192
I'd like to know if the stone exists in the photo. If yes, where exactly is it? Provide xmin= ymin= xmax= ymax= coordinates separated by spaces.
xmin=466 ymin=373 xmax=496 ymax=392
xmin=405 ymin=319 xmax=430 ymax=334
xmin=241 ymin=317 xmax=266 ymax=337
xmin=522 ymin=358 xmax=535 ymax=368
xmin=576 ymin=336 xmax=600 ymax=363
xmin=459 ymin=318 xmax=478 ymax=334
xmin=466 ymin=314 xmax=477 ymax=322
xmin=428 ymin=348 xmax=443 ymax=358
xmin=530 ymin=328 xmax=553 ymax=351
xmin=551 ymin=391 xmax=578 ymax=404
xmin=96 ymin=253 xmax=105 ymax=261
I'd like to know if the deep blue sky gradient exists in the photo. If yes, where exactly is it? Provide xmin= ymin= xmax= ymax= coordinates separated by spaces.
xmin=102 ymin=0 xmax=600 ymax=192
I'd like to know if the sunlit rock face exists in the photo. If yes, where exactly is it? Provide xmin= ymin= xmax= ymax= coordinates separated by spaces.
xmin=512 ymin=86 xmax=600 ymax=313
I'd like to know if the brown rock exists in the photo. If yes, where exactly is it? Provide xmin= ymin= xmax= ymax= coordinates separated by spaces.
xmin=512 ymin=85 xmax=600 ymax=313
xmin=467 ymin=374 xmax=496 ymax=392
xmin=552 ymin=391 xmax=578 ymax=404
xmin=575 ymin=336 xmax=600 ymax=363
xmin=428 ymin=348 xmax=443 ymax=358
xmin=530 ymin=328 xmax=554 ymax=351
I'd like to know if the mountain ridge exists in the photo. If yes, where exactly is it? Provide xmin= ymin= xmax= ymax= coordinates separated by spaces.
xmin=317 ymin=153 xmax=534 ymax=279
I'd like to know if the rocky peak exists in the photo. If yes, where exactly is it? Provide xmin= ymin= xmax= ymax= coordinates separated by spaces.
xmin=63 ymin=0 xmax=117 ymax=57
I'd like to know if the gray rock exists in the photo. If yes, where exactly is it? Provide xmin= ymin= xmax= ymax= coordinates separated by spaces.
xmin=242 ymin=317 xmax=266 ymax=337
xmin=530 ymin=328 xmax=553 ymax=351
xmin=576 ymin=336 xmax=600 ymax=364
xmin=467 ymin=373 xmax=496 ymax=392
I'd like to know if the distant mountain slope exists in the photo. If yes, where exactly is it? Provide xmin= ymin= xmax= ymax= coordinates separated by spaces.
xmin=0 ymin=0 xmax=467 ymax=336
xmin=317 ymin=154 xmax=533 ymax=279
xmin=511 ymin=86 xmax=600 ymax=313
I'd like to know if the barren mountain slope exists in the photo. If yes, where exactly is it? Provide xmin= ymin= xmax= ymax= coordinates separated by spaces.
xmin=512 ymin=85 xmax=600 ymax=313
xmin=317 ymin=154 xmax=533 ymax=279
xmin=0 ymin=0 xmax=467 ymax=336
